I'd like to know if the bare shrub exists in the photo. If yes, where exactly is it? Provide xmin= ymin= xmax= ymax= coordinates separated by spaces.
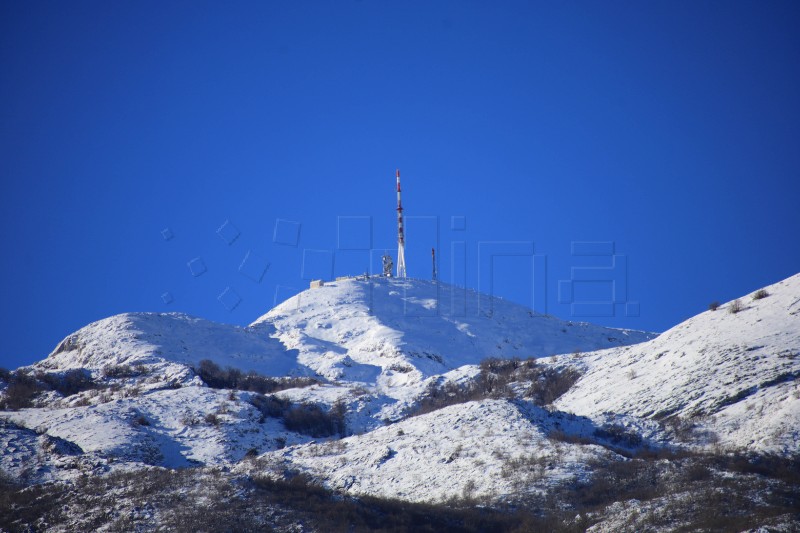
xmin=708 ymin=301 xmax=720 ymax=311
xmin=244 ymin=447 xmax=259 ymax=459
xmin=132 ymin=414 xmax=150 ymax=427
xmin=204 ymin=413 xmax=220 ymax=426
xmin=251 ymin=472 xmax=554 ymax=533
xmin=663 ymin=416 xmax=696 ymax=442
xmin=195 ymin=359 xmax=318 ymax=393
xmin=593 ymin=423 xmax=643 ymax=448
xmin=548 ymin=429 xmax=593 ymax=446
xmin=414 ymin=380 xmax=477 ymax=415
xmin=752 ymin=289 xmax=769 ymax=301
xmin=35 ymin=369 xmax=98 ymax=397
xmin=283 ymin=401 xmax=346 ymax=438
xmin=249 ymin=393 xmax=291 ymax=421
xmin=411 ymin=357 xmax=582 ymax=416
xmin=729 ymin=299 xmax=743 ymax=314
xmin=461 ymin=479 xmax=477 ymax=500
xmin=102 ymin=365 xmax=132 ymax=379
xmin=0 ymin=369 xmax=65 ymax=410
xmin=526 ymin=366 xmax=582 ymax=405
xmin=248 ymin=394 xmax=345 ymax=437
xmin=181 ymin=413 xmax=199 ymax=426
xmin=72 ymin=396 xmax=90 ymax=407
xmin=2 ymin=451 xmax=797 ymax=533
xmin=0 ymin=371 xmax=41 ymax=410
xmin=102 ymin=364 xmax=148 ymax=379
xmin=480 ymin=357 xmax=522 ymax=375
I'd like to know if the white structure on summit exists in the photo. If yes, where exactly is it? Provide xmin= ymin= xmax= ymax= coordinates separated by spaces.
xmin=396 ymin=169 xmax=407 ymax=278
xmin=382 ymin=253 xmax=394 ymax=277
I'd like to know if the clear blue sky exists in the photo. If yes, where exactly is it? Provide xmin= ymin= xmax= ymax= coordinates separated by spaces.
xmin=2 ymin=1 xmax=799 ymax=370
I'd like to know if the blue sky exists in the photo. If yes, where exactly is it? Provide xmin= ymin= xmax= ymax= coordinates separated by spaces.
xmin=2 ymin=1 xmax=799 ymax=370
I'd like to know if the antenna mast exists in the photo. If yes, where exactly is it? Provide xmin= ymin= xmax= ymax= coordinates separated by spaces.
xmin=396 ymin=169 xmax=407 ymax=278
xmin=432 ymin=247 xmax=437 ymax=281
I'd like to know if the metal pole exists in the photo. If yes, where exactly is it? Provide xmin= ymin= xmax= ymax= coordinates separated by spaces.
xmin=396 ymin=169 xmax=407 ymax=278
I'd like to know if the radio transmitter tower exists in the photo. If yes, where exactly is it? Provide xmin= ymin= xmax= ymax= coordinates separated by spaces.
xmin=395 ymin=169 xmax=407 ymax=278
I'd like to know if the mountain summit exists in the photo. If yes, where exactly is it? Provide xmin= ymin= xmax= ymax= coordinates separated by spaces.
xmin=252 ymin=276 xmax=654 ymax=389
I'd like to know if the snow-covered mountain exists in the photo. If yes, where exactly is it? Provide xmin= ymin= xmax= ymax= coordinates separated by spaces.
xmin=251 ymin=277 xmax=653 ymax=409
xmin=0 ymin=278 xmax=652 ymax=478
xmin=39 ymin=312 xmax=303 ymax=378
xmin=554 ymin=273 xmax=800 ymax=455
xmin=1 ymin=274 xmax=798 ymax=531
xmin=252 ymin=277 xmax=653 ymax=381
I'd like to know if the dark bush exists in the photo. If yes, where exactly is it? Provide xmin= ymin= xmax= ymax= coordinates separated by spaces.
xmin=479 ymin=357 xmax=521 ymax=374
xmin=593 ymin=423 xmax=643 ymax=448
xmin=244 ymin=447 xmax=259 ymax=459
xmin=195 ymin=359 xmax=318 ymax=393
xmin=248 ymin=394 xmax=345 ymax=437
xmin=283 ymin=401 xmax=346 ymax=438
xmin=0 ymin=371 xmax=41 ymax=410
xmin=251 ymin=473 xmax=557 ymax=533
xmin=684 ymin=461 xmax=712 ymax=482
xmin=196 ymin=359 xmax=227 ymax=389
xmin=204 ymin=413 xmax=220 ymax=426
xmin=662 ymin=416 xmax=697 ymax=442
xmin=412 ymin=358 xmax=582 ymax=416
xmin=36 ymin=369 xmax=98 ymax=397
xmin=752 ymin=289 xmax=769 ymax=301
xmin=567 ymin=457 xmax=662 ymax=508
xmin=414 ymin=380 xmax=480 ymax=415
xmin=132 ymin=414 xmax=150 ymax=427
xmin=58 ymin=369 xmax=97 ymax=396
xmin=34 ymin=372 xmax=60 ymax=393
xmin=0 ymin=368 xmax=97 ymax=409
xmin=729 ymin=299 xmax=743 ymax=314
xmin=526 ymin=366 xmax=582 ymax=405
xmin=102 ymin=364 xmax=148 ymax=379
xmin=714 ymin=453 xmax=800 ymax=484
xmin=249 ymin=393 xmax=291 ymax=421
xmin=708 ymin=301 xmax=720 ymax=311
xmin=1 ymin=449 xmax=797 ymax=533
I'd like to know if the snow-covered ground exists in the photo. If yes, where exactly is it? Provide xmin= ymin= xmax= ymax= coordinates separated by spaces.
xmin=248 ymin=399 xmax=616 ymax=504
xmin=554 ymin=273 xmax=800 ymax=455
xmin=0 ymin=277 xmax=652 ymax=482
xmin=252 ymin=277 xmax=654 ymax=398
xmin=38 ymin=312 xmax=305 ymax=378
xmin=1 ymin=273 xmax=798 ymax=511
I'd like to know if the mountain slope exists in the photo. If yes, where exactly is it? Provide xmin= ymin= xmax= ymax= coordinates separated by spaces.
xmin=555 ymin=273 xmax=800 ymax=455
xmin=1 ymin=278 xmax=654 ymax=478
xmin=249 ymin=399 xmax=617 ymax=504
xmin=1 ymin=274 xmax=799 ymax=531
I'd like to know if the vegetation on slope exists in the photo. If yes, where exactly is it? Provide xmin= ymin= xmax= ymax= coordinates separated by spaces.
xmin=413 ymin=357 xmax=581 ymax=416
xmin=1 ymin=449 xmax=797 ymax=532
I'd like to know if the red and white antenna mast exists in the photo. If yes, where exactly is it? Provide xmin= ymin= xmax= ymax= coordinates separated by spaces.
xmin=396 ymin=169 xmax=407 ymax=278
